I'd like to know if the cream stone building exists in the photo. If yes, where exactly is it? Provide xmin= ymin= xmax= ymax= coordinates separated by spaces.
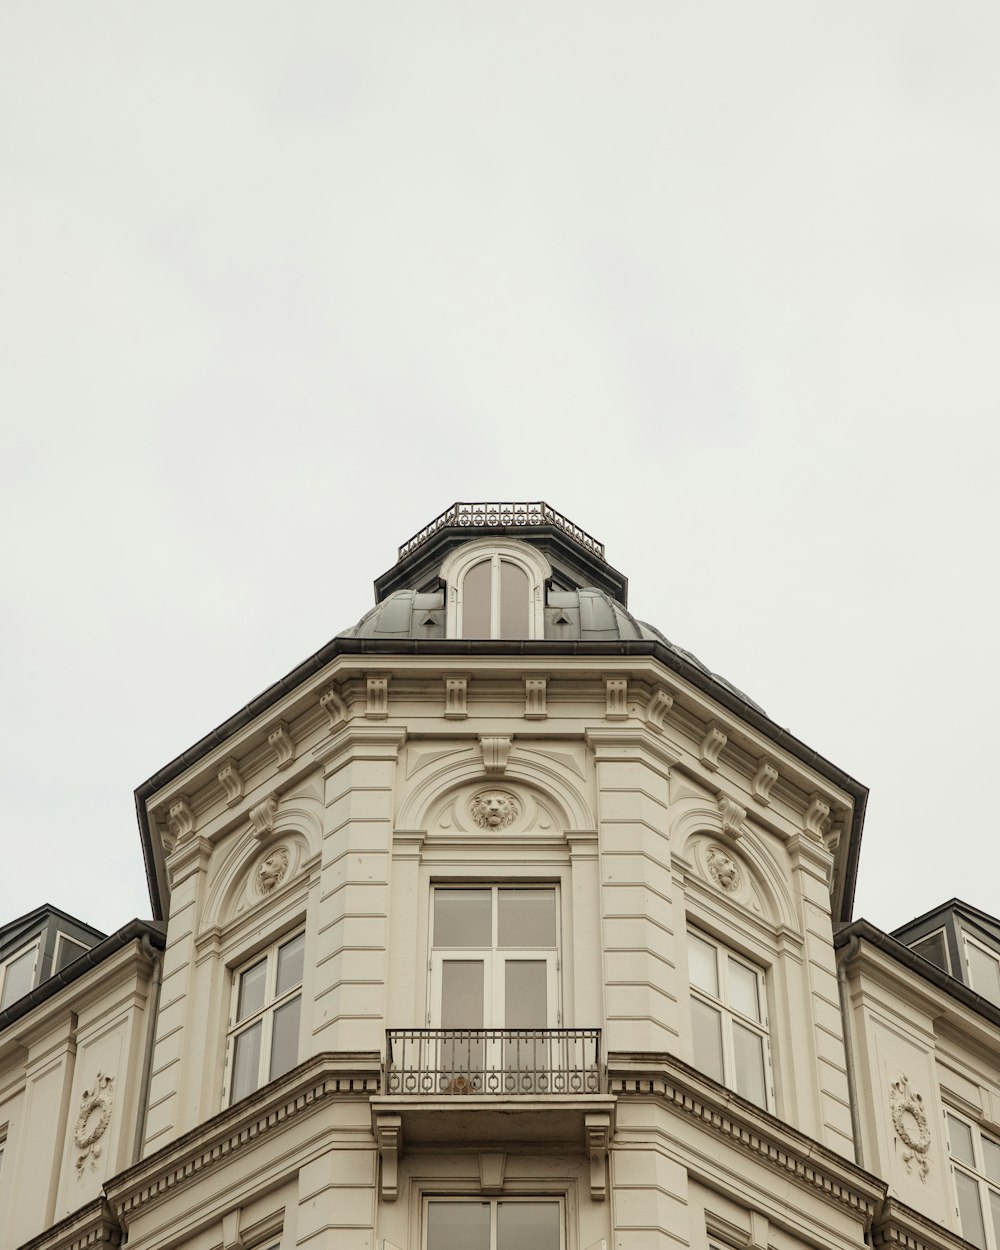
xmin=2 ymin=502 xmax=999 ymax=1250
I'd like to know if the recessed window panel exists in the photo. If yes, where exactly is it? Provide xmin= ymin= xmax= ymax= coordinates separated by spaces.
xmin=441 ymin=960 xmax=485 ymax=1029
xmin=732 ymin=1021 xmax=767 ymax=1107
xmin=688 ymin=933 xmax=719 ymax=997
xmin=497 ymin=1201 xmax=561 ymax=1250
xmin=728 ymin=958 xmax=760 ymax=1021
xmin=956 ymin=1169 xmax=988 ymax=1249
xmin=498 ymin=889 xmax=556 ymax=949
xmin=231 ymin=1021 xmax=262 ymax=1103
xmin=435 ymin=890 xmax=492 ymax=947
xmin=498 ymin=561 xmax=530 ymax=639
xmin=984 ymin=1136 xmax=1000 ymax=1184
xmin=462 ymin=560 xmax=492 ymax=638
xmin=236 ymin=958 xmax=267 ymax=1021
xmin=276 ymin=933 xmax=305 ymax=996
xmin=505 ymin=961 xmax=547 ymax=1029
xmin=691 ymin=998 xmax=724 ymax=1083
xmin=269 ymin=995 xmax=301 ymax=1080
xmin=911 ymin=930 xmax=950 ymax=972
xmin=990 ymin=1189 xmax=1000 ymax=1249
xmin=0 ymin=946 xmax=36 ymax=1008
xmin=967 ymin=943 xmax=1000 ymax=1005
xmin=427 ymin=1202 xmax=491 ymax=1250
xmin=950 ymin=1115 xmax=977 ymax=1166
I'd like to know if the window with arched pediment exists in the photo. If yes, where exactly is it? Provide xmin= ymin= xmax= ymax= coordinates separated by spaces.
xmin=440 ymin=539 xmax=550 ymax=640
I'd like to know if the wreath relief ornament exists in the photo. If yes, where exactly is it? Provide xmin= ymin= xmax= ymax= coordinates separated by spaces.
xmin=890 ymin=1074 xmax=931 ymax=1181
xmin=470 ymin=789 xmax=520 ymax=830
xmin=74 ymin=1071 xmax=114 ymax=1174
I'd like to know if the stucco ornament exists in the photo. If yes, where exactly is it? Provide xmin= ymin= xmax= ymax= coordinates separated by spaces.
xmin=890 ymin=1074 xmax=931 ymax=1180
xmin=707 ymin=845 xmax=741 ymax=892
xmin=74 ymin=1071 xmax=114 ymax=1174
xmin=470 ymin=790 xmax=520 ymax=830
xmin=256 ymin=846 xmax=290 ymax=895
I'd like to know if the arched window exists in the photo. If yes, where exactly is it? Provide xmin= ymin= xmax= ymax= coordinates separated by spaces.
xmin=441 ymin=539 xmax=549 ymax=640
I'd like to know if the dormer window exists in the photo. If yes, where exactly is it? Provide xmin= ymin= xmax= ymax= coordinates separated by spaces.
xmin=441 ymin=539 xmax=549 ymax=640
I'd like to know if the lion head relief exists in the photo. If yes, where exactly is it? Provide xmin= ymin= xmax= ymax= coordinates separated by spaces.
xmin=470 ymin=789 xmax=520 ymax=830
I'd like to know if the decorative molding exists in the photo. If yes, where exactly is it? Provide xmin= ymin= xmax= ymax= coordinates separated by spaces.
xmin=646 ymin=687 xmax=673 ymax=733
xmin=707 ymin=845 xmax=741 ymax=892
xmin=320 ymin=687 xmax=349 ymax=730
xmin=479 ymin=736 xmax=512 ymax=775
xmin=805 ymin=793 xmax=831 ymax=839
xmin=605 ymin=678 xmax=628 ymax=721
xmin=167 ymin=799 xmax=195 ymax=843
xmin=700 ymin=724 xmax=727 ymax=771
xmin=255 ymin=846 xmax=289 ymax=895
xmin=585 ymin=1112 xmax=611 ymax=1200
xmin=525 ymin=677 xmax=547 ymax=720
xmin=479 ymin=1152 xmax=506 ymax=1194
xmin=717 ymin=794 xmax=746 ymax=838
xmin=249 ymin=793 xmax=279 ymax=841
xmin=375 ymin=1113 xmax=402 ymax=1201
xmin=470 ymin=790 xmax=520 ymax=831
xmin=218 ymin=759 xmax=245 ymax=808
xmin=221 ymin=1210 xmax=243 ymax=1250
xmin=268 ymin=722 xmax=295 ymax=771
xmin=444 ymin=676 xmax=468 ymax=719
xmin=751 ymin=759 xmax=779 ymax=806
xmin=890 ymin=1075 xmax=931 ymax=1181
xmin=74 ymin=1071 xmax=114 ymax=1174
xmin=366 ymin=674 xmax=390 ymax=719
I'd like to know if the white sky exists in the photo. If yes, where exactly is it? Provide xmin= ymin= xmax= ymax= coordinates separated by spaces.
xmin=2 ymin=4 xmax=998 ymax=937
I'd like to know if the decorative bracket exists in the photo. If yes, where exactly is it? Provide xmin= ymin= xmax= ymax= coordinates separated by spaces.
xmin=268 ymin=722 xmax=295 ymax=771
xmin=218 ymin=759 xmax=245 ymax=808
xmin=444 ymin=676 xmax=468 ymax=719
xmin=480 ymin=736 xmax=512 ymax=775
xmin=478 ymin=1152 xmax=506 ymax=1194
xmin=804 ymin=794 xmax=831 ymax=840
xmin=375 ymin=1113 xmax=402 ymax=1201
xmin=700 ymin=724 xmax=727 ymax=771
xmin=605 ymin=678 xmax=628 ymax=721
xmin=167 ymin=799 xmax=195 ymax=843
xmin=366 ymin=675 xmax=390 ymax=720
xmin=646 ymin=687 xmax=673 ymax=733
xmin=717 ymin=794 xmax=746 ymax=839
xmin=320 ymin=687 xmax=349 ymax=731
xmin=524 ymin=677 xmax=547 ymax=720
xmin=584 ymin=1112 xmax=611 ymax=1200
xmin=249 ymin=793 xmax=279 ymax=841
xmin=751 ymin=759 xmax=778 ymax=806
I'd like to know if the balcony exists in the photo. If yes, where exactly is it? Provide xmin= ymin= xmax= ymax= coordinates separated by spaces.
xmin=372 ymin=1029 xmax=615 ymax=1200
xmin=385 ymin=1027 xmax=603 ymax=1096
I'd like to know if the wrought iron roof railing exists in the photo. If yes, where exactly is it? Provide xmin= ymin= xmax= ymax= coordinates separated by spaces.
xmin=385 ymin=1027 xmax=603 ymax=1096
xmin=397 ymin=502 xmax=605 ymax=560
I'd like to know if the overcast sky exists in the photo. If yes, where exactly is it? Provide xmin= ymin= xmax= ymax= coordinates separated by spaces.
xmin=2 ymin=4 xmax=998 ymax=938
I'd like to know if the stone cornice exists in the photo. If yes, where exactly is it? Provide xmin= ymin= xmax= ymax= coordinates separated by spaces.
xmin=16 ymin=1198 xmax=121 ymax=1250
xmin=607 ymin=1051 xmax=886 ymax=1220
xmin=872 ymin=1197 xmax=977 ymax=1250
xmin=104 ymin=1051 xmax=381 ymax=1229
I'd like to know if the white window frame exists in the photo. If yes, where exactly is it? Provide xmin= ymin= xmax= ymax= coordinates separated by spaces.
xmin=53 ymin=932 xmax=90 ymax=974
xmin=423 ymin=1195 xmax=565 ymax=1250
xmin=440 ymin=538 xmax=550 ymax=640
xmin=946 ymin=1108 xmax=1000 ymax=1249
xmin=963 ymin=933 xmax=1000 ymax=1004
xmin=687 ymin=928 xmax=774 ymax=1110
xmin=224 ymin=931 xmax=304 ymax=1106
xmin=0 ymin=940 xmax=40 ymax=1009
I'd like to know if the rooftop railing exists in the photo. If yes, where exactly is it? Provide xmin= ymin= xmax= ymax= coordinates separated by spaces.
xmin=397 ymin=502 xmax=606 ymax=560
xmin=385 ymin=1028 xmax=603 ymax=1096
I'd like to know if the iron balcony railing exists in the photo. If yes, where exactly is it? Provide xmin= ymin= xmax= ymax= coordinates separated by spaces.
xmin=397 ymin=502 xmax=606 ymax=560
xmin=385 ymin=1028 xmax=603 ymax=1096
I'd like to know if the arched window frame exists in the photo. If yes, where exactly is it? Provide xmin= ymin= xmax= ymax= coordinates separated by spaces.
xmin=440 ymin=539 xmax=550 ymax=640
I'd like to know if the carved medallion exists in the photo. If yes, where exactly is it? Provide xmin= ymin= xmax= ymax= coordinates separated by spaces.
xmin=74 ymin=1071 xmax=114 ymax=1174
xmin=470 ymin=790 xmax=520 ymax=830
xmin=890 ymin=1074 xmax=931 ymax=1180
xmin=256 ymin=846 xmax=290 ymax=895
xmin=707 ymin=845 xmax=741 ymax=893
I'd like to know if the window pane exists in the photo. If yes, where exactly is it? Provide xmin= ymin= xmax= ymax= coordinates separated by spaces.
xmin=690 ymin=998 xmax=724 ymax=1083
xmin=498 ymin=561 xmax=530 ymax=639
xmin=505 ymin=961 xmax=547 ymax=1028
xmin=989 ymin=1188 xmax=1000 ymax=1250
xmin=276 ymin=933 xmax=305 ymax=996
xmin=427 ymin=1202 xmax=491 ymax=1250
xmin=498 ymin=889 xmax=556 ymax=948
xmin=984 ymin=1136 xmax=1000 ymax=1183
xmin=54 ymin=936 xmax=88 ymax=974
xmin=688 ymin=934 xmax=719 ymax=997
xmin=237 ymin=958 xmax=267 ymax=1021
xmin=269 ymin=995 xmax=301 ymax=1081
xmin=949 ymin=1115 xmax=977 ymax=1167
xmin=911 ymin=931 xmax=950 ymax=972
xmin=0 ymin=947 xmax=36 ymax=1008
xmin=728 ymin=959 xmax=761 ymax=1021
xmin=441 ymin=961 xmax=485 ymax=1028
xmin=732 ymin=1021 xmax=767 ymax=1107
xmin=462 ymin=560 xmax=492 ymax=638
xmin=967 ymin=944 xmax=1000 ymax=1005
xmin=956 ymin=1169 xmax=987 ymax=1249
xmin=435 ymin=890 xmax=492 ymax=947
xmin=231 ymin=1021 xmax=262 ymax=1103
xmin=498 ymin=1201 xmax=561 ymax=1250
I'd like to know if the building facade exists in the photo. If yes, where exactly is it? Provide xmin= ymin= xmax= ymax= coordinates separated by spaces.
xmin=1 ymin=502 xmax=998 ymax=1250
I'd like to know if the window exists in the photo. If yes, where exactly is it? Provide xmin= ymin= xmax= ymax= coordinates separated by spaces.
xmin=908 ymin=928 xmax=951 ymax=974
xmin=0 ymin=942 xmax=39 ymax=1009
xmin=53 ymin=932 xmax=90 ymax=974
xmin=425 ymin=1198 xmax=561 ymax=1250
xmin=226 ymin=932 xmax=304 ymax=1105
xmin=964 ymin=934 xmax=1000 ymax=1005
xmin=460 ymin=556 xmax=530 ymax=639
xmin=687 ymin=930 xmax=771 ymax=1109
xmin=947 ymin=1111 xmax=1000 ymax=1249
